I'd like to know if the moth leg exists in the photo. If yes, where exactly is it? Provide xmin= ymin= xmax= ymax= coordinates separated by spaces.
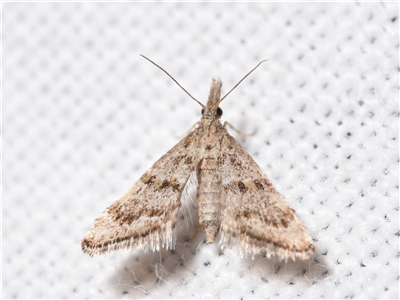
xmin=223 ymin=121 xmax=257 ymax=137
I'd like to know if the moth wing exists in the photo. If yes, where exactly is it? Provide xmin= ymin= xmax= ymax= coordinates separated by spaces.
xmin=218 ymin=133 xmax=314 ymax=260
xmin=82 ymin=128 xmax=200 ymax=256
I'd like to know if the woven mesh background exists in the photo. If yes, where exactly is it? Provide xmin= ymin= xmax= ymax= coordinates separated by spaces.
xmin=3 ymin=2 xmax=399 ymax=299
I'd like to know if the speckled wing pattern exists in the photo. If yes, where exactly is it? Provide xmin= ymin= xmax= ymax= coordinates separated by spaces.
xmin=82 ymin=58 xmax=315 ymax=261
xmin=81 ymin=129 xmax=200 ymax=256
xmin=218 ymin=133 xmax=315 ymax=260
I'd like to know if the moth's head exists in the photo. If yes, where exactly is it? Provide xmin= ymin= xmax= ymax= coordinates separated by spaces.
xmin=140 ymin=55 xmax=267 ymax=123
xmin=201 ymin=78 xmax=223 ymax=120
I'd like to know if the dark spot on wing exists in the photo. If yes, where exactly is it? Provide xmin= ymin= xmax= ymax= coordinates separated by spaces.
xmin=230 ymin=157 xmax=242 ymax=167
xmin=253 ymin=179 xmax=264 ymax=190
xmin=159 ymin=177 xmax=180 ymax=192
xmin=238 ymin=181 xmax=248 ymax=193
xmin=141 ymin=174 xmax=156 ymax=186
xmin=185 ymin=156 xmax=193 ymax=164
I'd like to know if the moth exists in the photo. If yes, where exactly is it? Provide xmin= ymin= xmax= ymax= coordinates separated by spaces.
xmin=81 ymin=55 xmax=315 ymax=261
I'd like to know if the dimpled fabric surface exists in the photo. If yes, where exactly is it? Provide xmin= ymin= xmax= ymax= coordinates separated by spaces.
xmin=2 ymin=2 xmax=399 ymax=299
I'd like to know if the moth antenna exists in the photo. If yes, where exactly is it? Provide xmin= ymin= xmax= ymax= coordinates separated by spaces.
xmin=220 ymin=59 xmax=268 ymax=102
xmin=140 ymin=54 xmax=206 ymax=109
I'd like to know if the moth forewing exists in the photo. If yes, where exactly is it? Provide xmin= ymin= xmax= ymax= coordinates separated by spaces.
xmin=82 ymin=57 xmax=314 ymax=261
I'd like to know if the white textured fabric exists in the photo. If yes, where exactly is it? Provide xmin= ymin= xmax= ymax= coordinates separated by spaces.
xmin=3 ymin=2 xmax=398 ymax=299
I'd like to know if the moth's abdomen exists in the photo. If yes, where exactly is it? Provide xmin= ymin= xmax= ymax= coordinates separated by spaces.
xmin=197 ymin=157 xmax=221 ymax=243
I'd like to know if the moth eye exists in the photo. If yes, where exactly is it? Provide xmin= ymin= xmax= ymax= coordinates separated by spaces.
xmin=217 ymin=107 xmax=223 ymax=116
xmin=201 ymin=108 xmax=204 ymax=115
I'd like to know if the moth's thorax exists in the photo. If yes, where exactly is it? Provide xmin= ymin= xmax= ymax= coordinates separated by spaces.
xmin=201 ymin=78 xmax=223 ymax=122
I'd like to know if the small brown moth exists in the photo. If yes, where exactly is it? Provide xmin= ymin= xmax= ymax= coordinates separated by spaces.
xmin=81 ymin=55 xmax=315 ymax=261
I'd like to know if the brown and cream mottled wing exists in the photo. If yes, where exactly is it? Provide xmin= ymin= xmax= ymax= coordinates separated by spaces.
xmin=81 ymin=128 xmax=200 ymax=256
xmin=218 ymin=133 xmax=314 ymax=261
